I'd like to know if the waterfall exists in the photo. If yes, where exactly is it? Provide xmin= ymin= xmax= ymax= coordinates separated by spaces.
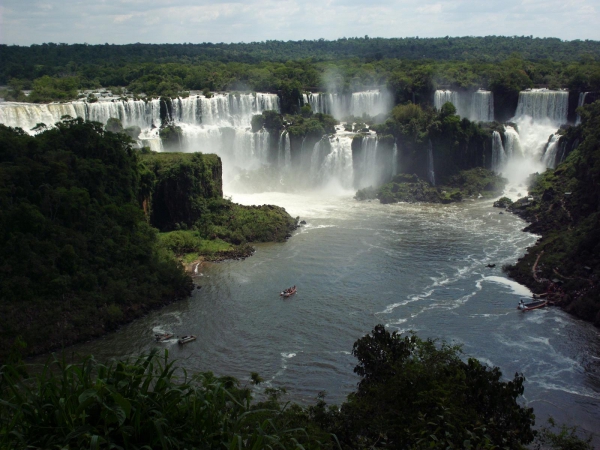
xmin=434 ymin=90 xmax=460 ymax=114
xmin=392 ymin=141 xmax=398 ymax=177
xmin=310 ymin=138 xmax=329 ymax=181
xmin=350 ymin=91 xmax=392 ymax=118
xmin=434 ymin=89 xmax=494 ymax=122
xmin=302 ymin=90 xmax=391 ymax=120
xmin=514 ymin=89 xmax=568 ymax=124
xmin=0 ymin=99 xmax=162 ymax=132
xmin=427 ymin=141 xmax=436 ymax=186
xmin=356 ymin=135 xmax=379 ymax=189
xmin=503 ymin=126 xmax=522 ymax=160
xmin=171 ymin=93 xmax=279 ymax=127
xmin=278 ymin=131 xmax=291 ymax=170
xmin=0 ymin=92 xmax=387 ymax=193
xmin=495 ymin=89 xmax=568 ymax=191
xmin=320 ymin=134 xmax=354 ymax=189
xmin=542 ymin=134 xmax=561 ymax=169
xmin=576 ymin=92 xmax=588 ymax=125
xmin=470 ymin=90 xmax=494 ymax=122
xmin=491 ymin=131 xmax=506 ymax=172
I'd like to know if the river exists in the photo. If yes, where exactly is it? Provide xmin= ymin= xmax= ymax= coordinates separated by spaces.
xmin=59 ymin=190 xmax=600 ymax=441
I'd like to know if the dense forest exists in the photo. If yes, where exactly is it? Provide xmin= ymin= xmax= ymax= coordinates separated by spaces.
xmin=0 ymin=119 xmax=297 ymax=360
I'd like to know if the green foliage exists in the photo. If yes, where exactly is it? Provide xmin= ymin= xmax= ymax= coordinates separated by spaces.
xmin=0 ymin=349 xmax=334 ymax=449
xmin=140 ymin=152 xmax=297 ymax=260
xmin=301 ymin=103 xmax=313 ymax=118
xmin=317 ymin=325 xmax=535 ymax=449
xmin=1 ymin=38 xmax=600 ymax=110
xmin=354 ymin=186 xmax=377 ymax=201
xmin=158 ymin=124 xmax=183 ymax=149
xmin=286 ymin=112 xmax=338 ymax=140
xmin=0 ymin=120 xmax=193 ymax=360
xmin=27 ymin=75 xmax=80 ymax=102
xmin=375 ymin=169 xmax=505 ymax=204
xmin=534 ymin=418 xmax=594 ymax=450
xmin=494 ymin=196 xmax=514 ymax=208
xmin=158 ymin=230 xmax=240 ymax=262
xmin=105 ymin=117 xmax=124 ymax=133
xmin=251 ymin=113 xmax=265 ymax=132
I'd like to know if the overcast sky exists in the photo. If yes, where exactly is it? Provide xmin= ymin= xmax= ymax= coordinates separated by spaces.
xmin=1 ymin=0 xmax=598 ymax=46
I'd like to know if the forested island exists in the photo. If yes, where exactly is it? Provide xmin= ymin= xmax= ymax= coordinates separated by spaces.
xmin=1 ymin=36 xmax=599 ymax=448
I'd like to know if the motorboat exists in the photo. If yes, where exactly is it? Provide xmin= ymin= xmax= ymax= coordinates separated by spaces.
xmin=517 ymin=299 xmax=548 ymax=311
xmin=280 ymin=287 xmax=297 ymax=297
xmin=155 ymin=333 xmax=174 ymax=342
xmin=178 ymin=335 xmax=197 ymax=344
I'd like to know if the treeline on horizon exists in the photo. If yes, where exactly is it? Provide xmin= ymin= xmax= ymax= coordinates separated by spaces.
xmin=3 ymin=36 xmax=600 ymax=67
xmin=2 ymin=36 xmax=600 ymax=113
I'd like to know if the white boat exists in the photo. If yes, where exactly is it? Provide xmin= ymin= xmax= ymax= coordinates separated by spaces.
xmin=178 ymin=335 xmax=197 ymax=344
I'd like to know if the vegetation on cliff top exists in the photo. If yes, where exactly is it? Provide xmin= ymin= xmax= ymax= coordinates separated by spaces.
xmin=140 ymin=151 xmax=298 ymax=262
xmin=504 ymin=101 xmax=600 ymax=325
xmin=365 ymin=168 xmax=505 ymax=204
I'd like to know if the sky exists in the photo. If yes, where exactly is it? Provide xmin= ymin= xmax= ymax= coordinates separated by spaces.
xmin=1 ymin=0 xmax=599 ymax=46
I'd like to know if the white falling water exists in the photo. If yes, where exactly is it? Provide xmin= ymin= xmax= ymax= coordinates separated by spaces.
xmin=541 ymin=134 xmax=561 ymax=169
xmin=306 ymin=131 xmax=354 ymax=190
xmin=278 ymin=131 xmax=291 ymax=171
xmin=514 ymin=89 xmax=568 ymax=124
xmin=503 ymin=126 xmax=522 ymax=160
xmin=392 ymin=141 xmax=398 ymax=177
xmin=0 ymin=92 xmax=390 ymax=194
xmin=427 ymin=141 xmax=436 ymax=186
xmin=350 ymin=91 xmax=392 ymax=117
xmin=500 ymin=89 xmax=565 ymax=195
xmin=172 ymin=93 xmax=279 ymax=127
xmin=471 ymin=90 xmax=495 ymax=122
xmin=320 ymin=134 xmax=354 ymax=190
xmin=433 ymin=89 xmax=494 ymax=122
xmin=356 ymin=135 xmax=380 ymax=189
xmin=576 ymin=92 xmax=588 ymax=125
xmin=0 ymin=99 xmax=163 ymax=132
xmin=303 ymin=90 xmax=392 ymax=120
xmin=434 ymin=90 xmax=460 ymax=115
xmin=491 ymin=131 xmax=506 ymax=172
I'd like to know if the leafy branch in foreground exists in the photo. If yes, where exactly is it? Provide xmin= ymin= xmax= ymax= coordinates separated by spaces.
xmin=0 ymin=348 xmax=334 ymax=449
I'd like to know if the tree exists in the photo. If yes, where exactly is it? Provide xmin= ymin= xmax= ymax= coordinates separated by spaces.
xmin=329 ymin=325 xmax=536 ymax=449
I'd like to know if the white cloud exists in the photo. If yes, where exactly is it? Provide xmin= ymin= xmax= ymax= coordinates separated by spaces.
xmin=417 ymin=3 xmax=443 ymax=14
xmin=0 ymin=0 xmax=598 ymax=45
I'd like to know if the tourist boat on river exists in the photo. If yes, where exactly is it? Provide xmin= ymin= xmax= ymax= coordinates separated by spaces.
xmin=155 ymin=333 xmax=174 ymax=342
xmin=280 ymin=286 xmax=297 ymax=297
xmin=178 ymin=335 xmax=197 ymax=344
xmin=517 ymin=299 xmax=548 ymax=311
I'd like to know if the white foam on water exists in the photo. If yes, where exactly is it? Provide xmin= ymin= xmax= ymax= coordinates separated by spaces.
xmin=483 ymin=276 xmax=532 ymax=297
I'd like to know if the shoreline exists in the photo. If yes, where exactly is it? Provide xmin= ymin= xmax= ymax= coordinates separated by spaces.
xmin=503 ymin=202 xmax=599 ymax=327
